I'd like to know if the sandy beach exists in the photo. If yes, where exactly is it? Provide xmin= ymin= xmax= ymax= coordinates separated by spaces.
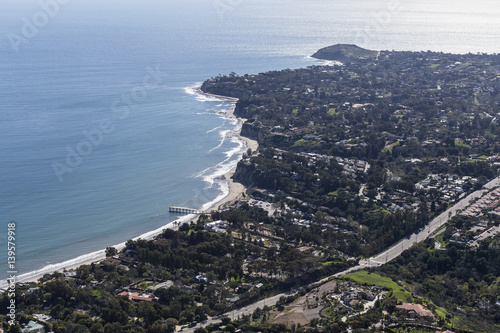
xmin=200 ymin=89 xmax=259 ymax=212
xmin=19 ymin=88 xmax=258 ymax=286
xmin=211 ymin=133 xmax=258 ymax=211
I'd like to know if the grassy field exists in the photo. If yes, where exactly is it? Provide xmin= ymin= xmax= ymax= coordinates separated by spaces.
xmin=454 ymin=138 xmax=471 ymax=148
xmin=327 ymin=108 xmax=337 ymax=116
xmin=382 ymin=141 xmax=400 ymax=153
xmin=343 ymin=270 xmax=412 ymax=301
xmin=393 ymin=328 xmax=434 ymax=333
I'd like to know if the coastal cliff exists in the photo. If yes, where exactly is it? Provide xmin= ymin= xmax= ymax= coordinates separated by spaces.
xmin=232 ymin=160 xmax=257 ymax=186
xmin=200 ymin=79 xmax=251 ymax=99
xmin=240 ymin=121 xmax=264 ymax=142
xmin=14 ymin=46 xmax=500 ymax=333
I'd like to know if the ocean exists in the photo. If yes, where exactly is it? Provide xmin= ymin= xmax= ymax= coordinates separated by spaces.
xmin=1 ymin=0 xmax=499 ymax=287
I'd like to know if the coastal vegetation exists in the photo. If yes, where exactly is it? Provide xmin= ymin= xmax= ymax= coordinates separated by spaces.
xmin=3 ymin=45 xmax=500 ymax=332
xmin=311 ymin=44 xmax=378 ymax=62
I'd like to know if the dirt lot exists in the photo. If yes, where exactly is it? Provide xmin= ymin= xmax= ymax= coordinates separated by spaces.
xmin=271 ymin=311 xmax=309 ymax=326
xmin=270 ymin=280 xmax=339 ymax=326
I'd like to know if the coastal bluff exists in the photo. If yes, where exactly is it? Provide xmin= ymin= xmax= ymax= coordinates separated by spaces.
xmin=311 ymin=44 xmax=378 ymax=61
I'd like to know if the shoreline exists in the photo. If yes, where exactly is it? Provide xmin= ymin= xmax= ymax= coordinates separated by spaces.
xmin=5 ymin=86 xmax=257 ymax=288
xmin=192 ymin=86 xmax=258 ymax=213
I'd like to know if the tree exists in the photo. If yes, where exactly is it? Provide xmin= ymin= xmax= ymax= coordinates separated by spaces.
xmin=166 ymin=318 xmax=178 ymax=332
xmin=76 ymin=265 xmax=90 ymax=280
xmin=106 ymin=247 xmax=118 ymax=257
xmin=103 ymin=322 xmax=123 ymax=333
xmin=194 ymin=328 xmax=208 ymax=333
xmin=90 ymin=322 xmax=104 ymax=333
xmin=148 ymin=321 xmax=169 ymax=333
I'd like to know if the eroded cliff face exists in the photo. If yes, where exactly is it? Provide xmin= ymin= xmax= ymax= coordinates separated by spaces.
xmin=240 ymin=122 xmax=264 ymax=142
xmin=201 ymin=82 xmax=266 ymax=188
xmin=233 ymin=121 xmax=264 ymax=187
xmin=233 ymin=102 xmax=247 ymax=117
xmin=233 ymin=101 xmax=259 ymax=119
xmin=232 ymin=160 xmax=257 ymax=186
xmin=200 ymin=81 xmax=251 ymax=99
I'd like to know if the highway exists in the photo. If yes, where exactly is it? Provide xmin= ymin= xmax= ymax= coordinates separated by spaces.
xmin=179 ymin=293 xmax=288 ymax=332
xmin=364 ymin=175 xmax=500 ymax=267
xmin=180 ymin=176 xmax=500 ymax=332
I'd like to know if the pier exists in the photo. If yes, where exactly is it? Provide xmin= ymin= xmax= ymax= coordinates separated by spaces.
xmin=169 ymin=206 xmax=201 ymax=215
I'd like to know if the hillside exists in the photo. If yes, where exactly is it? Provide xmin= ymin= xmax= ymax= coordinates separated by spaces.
xmin=312 ymin=44 xmax=378 ymax=61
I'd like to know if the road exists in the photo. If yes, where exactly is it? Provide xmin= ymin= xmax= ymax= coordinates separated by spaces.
xmin=363 ymin=175 xmax=500 ymax=267
xmin=181 ymin=176 xmax=500 ymax=332
xmin=179 ymin=293 xmax=287 ymax=332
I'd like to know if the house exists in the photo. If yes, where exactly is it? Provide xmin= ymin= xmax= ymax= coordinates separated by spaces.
xmin=205 ymin=220 xmax=229 ymax=233
xmin=26 ymin=287 xmax=41 ymax=294
xmin=129 ymin=293 xmax=155 ymax=302
xmin=148 ymin=280 xmax=174 ymax=291
xmin=64 ymin=271 xmax=77 ymax=278
xmin=21 ymin=321 xmax=45 ymax=333
xmin=100 ymin=257 xmax=121 ymax=265
xmin=75 ymin=309 xmax=89 ymax=315
xmin=32 ymin=314 xmax=52 ymax=322
xmin=195 ymin=274 xmax=208 ymax=283
xmin=396 ymin=303 xmax=435 ymax=322
xmin=117 ymin=253 xmax=136 ymax=263
xmin=297 ymin=246 xmax=312 ymax=253
xmin=118 ymin=291 xmax=155 ymax=302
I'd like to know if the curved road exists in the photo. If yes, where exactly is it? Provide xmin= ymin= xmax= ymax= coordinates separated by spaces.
xmin=181 ymin=176 xmax=500 ymax=332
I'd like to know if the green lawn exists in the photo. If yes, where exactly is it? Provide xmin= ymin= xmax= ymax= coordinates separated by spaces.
xmin=343 ymin=270 xmax=412 ymax=301
xmin=434 ymin=234 xmax=446 ymax=248
xmin=139 ymin=281 xmax=159 ymax=289
xmin=293 ymin=139 xmax=320 ymax=149
xmin=393 ymin=328 xmax=434 ymax=333
xmin=454 ymin=138 xmax=471 ymax=148
xmin=382 ymin=141 xmax=400 ymax=153
xmin=327 ymin=108 xmax=337 ymax=116
xmin=321 ymin=260 xmax=342 ymax=266
xmin=434 ymin=306 xmax=448 ymax=319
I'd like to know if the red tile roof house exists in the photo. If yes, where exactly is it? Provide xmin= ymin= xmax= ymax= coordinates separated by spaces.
xmin=396 ymin=303 xmax=435 ymax=322
xmin=118 ymin=291 xmax=155 ymax=302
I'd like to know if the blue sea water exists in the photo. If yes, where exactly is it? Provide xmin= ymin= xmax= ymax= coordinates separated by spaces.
xmin=0 ymin=0 xmax=499 ymax=286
